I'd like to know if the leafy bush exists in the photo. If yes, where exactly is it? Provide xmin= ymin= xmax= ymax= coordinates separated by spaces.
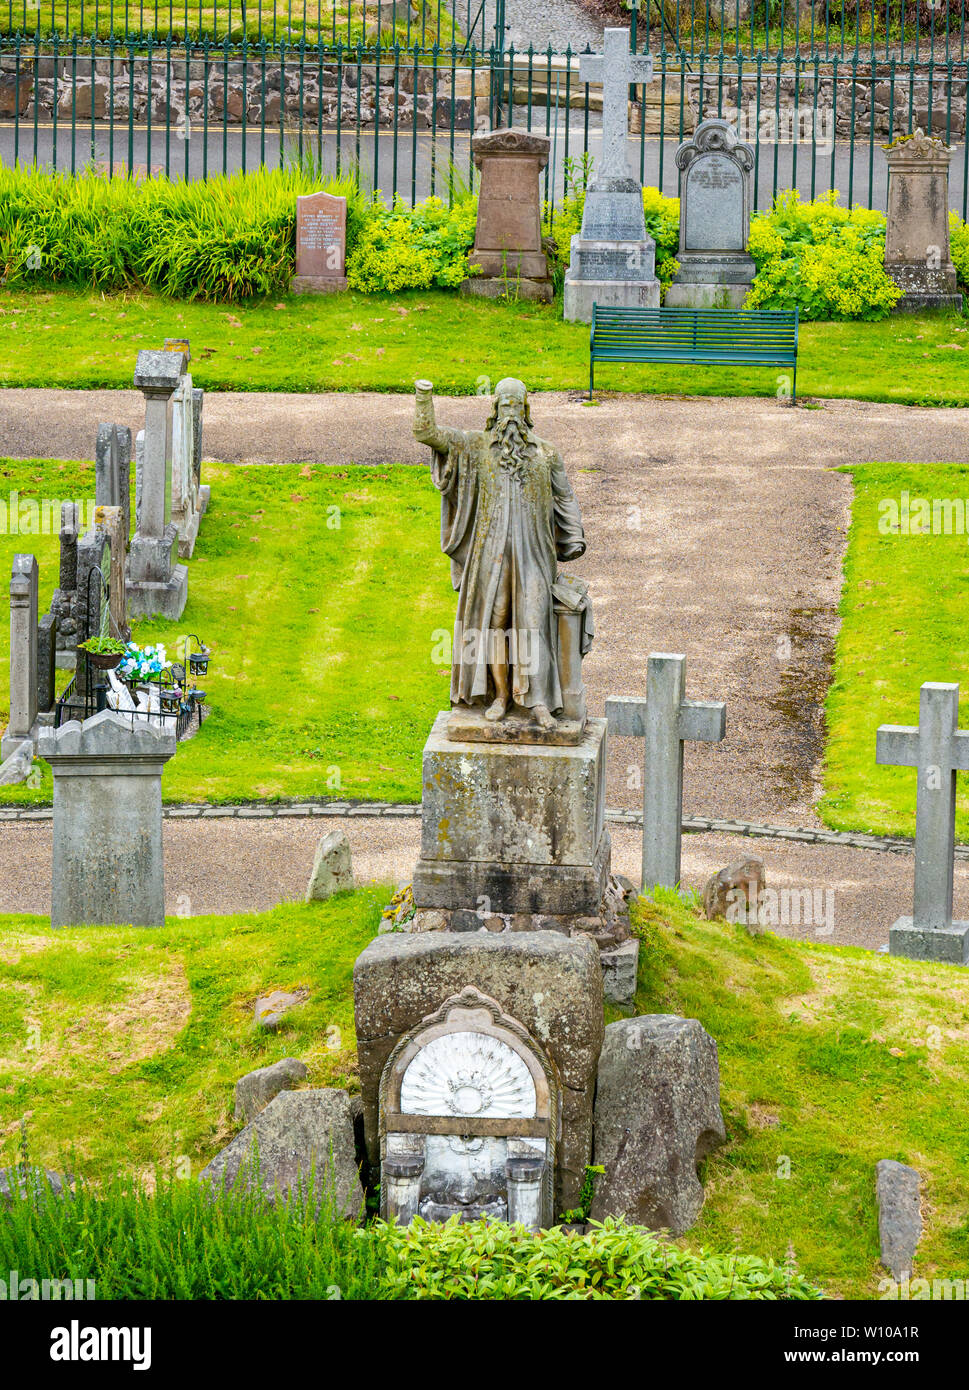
xmin=949 ymin=210 xmax=969 ymax=294
xmin=345 ymin=193 xmax=477 ymax=292
xmin=1 ymin=1165 xmax=821 ymax=1301
xmin=746 ymin=190 xmax=902 ymax=320
xmin=380 ymin=1215 xmax=823 ymax=1300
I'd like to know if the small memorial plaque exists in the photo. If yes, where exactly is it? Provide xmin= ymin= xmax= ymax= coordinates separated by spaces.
xmin=292 ymin=190 xmax=348 ymax=294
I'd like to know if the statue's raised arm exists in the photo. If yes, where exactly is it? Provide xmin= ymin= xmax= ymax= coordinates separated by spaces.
xmin=414 ymin=379 xmax=459 ymax=456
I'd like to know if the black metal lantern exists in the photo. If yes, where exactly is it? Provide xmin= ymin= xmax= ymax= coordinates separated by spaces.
xmin=159 ymin=687 xmax=182 ymax=716
xmin=188 ymin=635 xmax=210 ymax=677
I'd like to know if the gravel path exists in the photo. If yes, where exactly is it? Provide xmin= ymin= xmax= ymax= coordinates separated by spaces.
xmin=501 ymin=0 xmax=601 ymax=53
xmin=5 ymin=816 xmax=969 ymax=952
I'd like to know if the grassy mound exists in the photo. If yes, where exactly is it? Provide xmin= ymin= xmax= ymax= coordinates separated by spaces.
xmin=1 ymin=887 xmax=966 ymax=1298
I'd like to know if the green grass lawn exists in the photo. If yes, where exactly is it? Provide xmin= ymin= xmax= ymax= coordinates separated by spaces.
xmin=820 ymin=462 xmax=969 ymax=841
xmin=0 ymin=455 xmax=453 ymax=804
xmin=2 ymin=887 xmax=966 ymax=1299
xmin=1 ymin=0 xmax=460 ymax=43
xmin=4 ymin=286 xmax=969 ymax=404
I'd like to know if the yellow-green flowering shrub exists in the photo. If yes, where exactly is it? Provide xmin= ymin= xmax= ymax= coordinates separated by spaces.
xmin=346 ymin=193 xmax=477 ymax=292
xmin=949 ymin=209 xmax=969 ymax=292
xmin=746 ymin=189 xmax=902 ymax=319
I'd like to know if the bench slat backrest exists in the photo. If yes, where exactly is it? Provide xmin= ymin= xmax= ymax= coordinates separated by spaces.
xmin=591 ymin=306 xmax=799 ymax=359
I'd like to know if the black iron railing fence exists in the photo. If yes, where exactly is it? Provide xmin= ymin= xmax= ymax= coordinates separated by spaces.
xmin=2 ymin=36 xmax=967 ymax=214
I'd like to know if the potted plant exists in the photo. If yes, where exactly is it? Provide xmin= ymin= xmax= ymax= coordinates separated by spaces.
xmin=77 ymin=636 xmax=128 ymax=670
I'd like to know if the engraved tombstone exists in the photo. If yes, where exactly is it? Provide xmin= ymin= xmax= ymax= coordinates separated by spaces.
xmin=883 ymin=129 xmax=963 ymax=311
xmin=292 ymin=191 xmax=348 ymax=294
xmin=462 ymin=129 xmax=554 ymax=303
xmin=666 ymin=119 xmax=756 ymax=309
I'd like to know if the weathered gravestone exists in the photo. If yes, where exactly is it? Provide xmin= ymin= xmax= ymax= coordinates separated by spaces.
xmin=354 ymin=932 xmax=603 ymax=1227
xmin=38 ymin=709 xmax=176 ymax=928
xmin=877 ymin=680 xmax=969 ymax=964
xmin=95 ymin=422 xmax=132 ymax=541
xmin=884 ymin=129 xmax=962 ymax=311
xmin=171 ymin=362 xmax=207 ymax=559
xmin=48 ymin=502 xmax=81 ymax=669
xmin=606 ymin=653 xmax=726 ymax=891
xmin=666 ymin=118 xmax=757 ymax=309
xmin=291 ymin=191 xmax=348 ymax=294
xmin=563 ymin=29 xmax=660 ymax=323
xmin=462 ymin=129 xmax=554 ymax=303
xmin=590 ymin=1015 xmax=726 ymax=1234
xmin=1 ymin=554 xmax=39 ymax=761
xmin=128 ymin=350 xmax=189 ymax=621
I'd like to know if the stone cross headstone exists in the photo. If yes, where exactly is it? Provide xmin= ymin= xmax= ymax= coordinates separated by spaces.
xmin=128 ymin=349 xmax=189 ymax=621
xmin=292 ymin=191 xmax=348 ymax=294
xmin=38 ymin=710 xmax=176 ymax=928
xmin=1 ymin=554 xmax=39 ymax=760
xmin=463 ymin=129 xmax=553 ymax=303
xmin=884 ymin=129 xmax=963 ymax=312
xmin=666 ymin=119 xmax=757 ymax=309
xmin=606 ymin=653 xmax=726 ymax=891
xmin=564 ymin=29 xmax=660 ymax=322
xmin=877 ymin=681 xmax=969 ymax=963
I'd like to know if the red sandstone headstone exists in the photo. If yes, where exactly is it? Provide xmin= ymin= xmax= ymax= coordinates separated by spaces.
xmin=463 ymin=128 xmax=553 ymax=303
xmin=292 ymin=190 xmax=348 ymax=294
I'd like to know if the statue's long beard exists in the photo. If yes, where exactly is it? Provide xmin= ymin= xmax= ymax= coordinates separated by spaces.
xmin=492 ymin=417 xmax=532 ymax=483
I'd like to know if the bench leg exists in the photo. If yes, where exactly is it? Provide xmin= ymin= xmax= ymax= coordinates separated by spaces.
xmin=792 ymin=364 xmax=797 ymax=408
xmin=589 ymin=357 xmax=594 ymax=400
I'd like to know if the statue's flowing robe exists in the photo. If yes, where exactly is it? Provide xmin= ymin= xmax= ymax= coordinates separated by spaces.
xmin=429 ymin=428 xmax=585 ymax=712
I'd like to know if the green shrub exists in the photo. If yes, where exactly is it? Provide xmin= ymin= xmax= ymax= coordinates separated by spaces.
xmin=345 ymin=193 xmax=477 ymax=292
xmin=949 ymin=209 xmax=969 ymax=293
xmin=380 ymin=1215 xmax=824 ymax=1300
xmin=746 ymin=189 xmax=902 ymax=320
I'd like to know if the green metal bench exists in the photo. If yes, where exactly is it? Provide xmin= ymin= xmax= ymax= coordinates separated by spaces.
xmin=589 ymin=305 xmax=800 ymax=403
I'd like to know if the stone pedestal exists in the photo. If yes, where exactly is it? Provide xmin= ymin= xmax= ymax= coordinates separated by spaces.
xmin=889 ymin=916 xmax=969 ymax=966
xmin=884 ymin=129 xmax=963 ymax=312
xmin=412 ymin=712 xmax=609 ymax=917
xmin=38 ymin=710 xmax=176 ymax=928
xmin=462 ymin=129 xmax=553 ymax=303
xmin=128 ymin=350 xmax=189 ymax=621
xmin=666 ymin=119 xmax=756 ymax=310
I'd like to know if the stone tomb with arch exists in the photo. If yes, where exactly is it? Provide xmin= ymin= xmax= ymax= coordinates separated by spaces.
xmin=379 ymin=988 xmax=558 ymax=1231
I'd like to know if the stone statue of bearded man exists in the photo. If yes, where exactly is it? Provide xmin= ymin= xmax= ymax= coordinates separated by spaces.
xmin=414 ymin=376 xmax=589 ymax=738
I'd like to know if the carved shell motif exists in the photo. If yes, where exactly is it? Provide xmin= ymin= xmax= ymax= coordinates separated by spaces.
xmin=399 ymin=1031 xmax=537 ymax=1119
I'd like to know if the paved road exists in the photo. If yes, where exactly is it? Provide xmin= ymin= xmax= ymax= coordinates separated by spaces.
xmin=2 ymin=117 xmax=961 ymax=210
